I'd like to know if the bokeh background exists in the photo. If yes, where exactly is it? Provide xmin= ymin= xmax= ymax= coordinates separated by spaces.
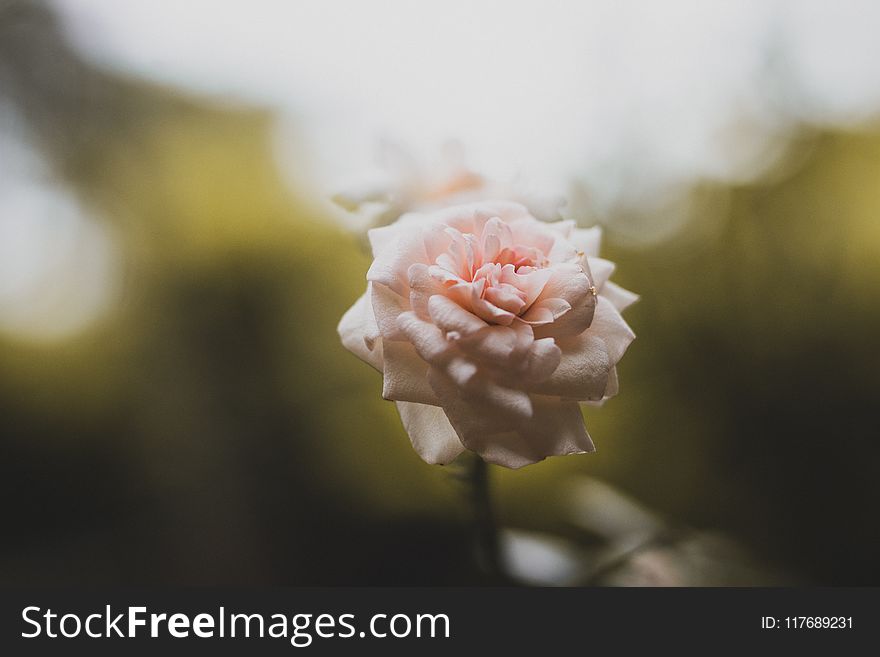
xmin=1 ymin=0 xmax=879 ymax=585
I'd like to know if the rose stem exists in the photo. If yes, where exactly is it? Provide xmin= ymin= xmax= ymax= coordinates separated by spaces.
xmin=467 ymin=455 xmax=503 ymax=581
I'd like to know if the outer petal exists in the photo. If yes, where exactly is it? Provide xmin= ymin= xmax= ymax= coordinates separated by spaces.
xmin=601 ymin=281 xmax=639 ymax=312
xmin=337 ymin=290 xmax=383 ymax=371
xmin=588 ymin=296 xmax=636 ymax=365
xmin=449 ymin=396 xmax=595 ymax=469
xmin=427 ymin=366 xmax=530 ymax=434
xmin=586 ymin=256 xmax=615 ymax=291
xmin=526 ymin=333 xmax=611 ymax=401
xmin=571 ymin=226 xmax=602 ymax=258
xmin=396 ymin=311 xmax=453 ymax=364
xmin=370 ymin=281 xmax=410 ymax=341
xmin=367 ymin=223 xmax=401 ymax=258
xmin=382 ymin=341 xmax=441 ymax=406
xmin=367 ymin=223 xmax=428 ymax=296
xmin=395 ymin=401 xmax=465 ymax=465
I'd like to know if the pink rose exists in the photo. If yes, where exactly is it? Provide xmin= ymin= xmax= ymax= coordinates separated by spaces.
xmin=339 ymin=201 xmax=636 ymax=469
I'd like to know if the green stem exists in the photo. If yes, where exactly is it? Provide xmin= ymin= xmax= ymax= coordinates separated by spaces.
xmin=466 ymin=455 xmax=503 ymax=579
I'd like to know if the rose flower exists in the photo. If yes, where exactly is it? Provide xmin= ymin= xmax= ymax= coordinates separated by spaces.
xmin=339 ymin=201 xmax=636 ymax=469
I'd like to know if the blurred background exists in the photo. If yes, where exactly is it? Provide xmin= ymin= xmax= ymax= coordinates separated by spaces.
xmin=1 ymin=0 xmax=879 ymax=585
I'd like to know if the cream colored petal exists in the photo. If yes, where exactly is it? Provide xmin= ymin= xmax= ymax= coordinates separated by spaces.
xmin=586 ymin=256 xmax=615 ymax=291
xmin=545 ymin=219 xmax=576 ymax=238
xmin=452 ymin=324 xmax=529 ymax=369
xmin=581 ymin=366 xmax=621 ymax=407
xmin=452 ymin=396 xmax=595 ymax=469
xmin=428 ymin=294 xmax=487 ymax=337
xmin=601 ymin=281 xmax=639 ymax=312
xmin=367 ymin=223 xmax=428 ymax=296
xmin=367 ymin=223 xmax=400 ymax=258
xmin=427 ymin=366 xmax=532 ymax=432
xmin=396 ymin=311 xmax=452 ymax=364
xmin=407 ymin=263 xmax=445 ymax=320
xmin=337 ymin=290 xmax=383 ymax=372
xmin=395 ymin=401 xmax=465 ymax=465
xmin=381 ymin=341 xmax=441 ymax=406
xmin=588 ymin=296 xmax=635 ymax=365
xmin=526 ymin=333 xmax=611 ymax=401
xmin=370 ymin=281 xmax=410 ymax=341
xmin=571 ymin=226 xmax=602 ymax=258
xmin=531 ymin=263 xmax=596 ymax=338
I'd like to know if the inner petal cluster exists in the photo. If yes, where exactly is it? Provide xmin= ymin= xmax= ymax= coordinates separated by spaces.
xmin=426 ymin=217 xmax=554 ymax=327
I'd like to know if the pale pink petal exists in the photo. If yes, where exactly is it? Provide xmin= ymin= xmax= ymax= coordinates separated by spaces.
xmin=428 ymin=366 xmax=533 ymax=425
xmin=428 ymin=294 xmax=487 ymax=336
xmin=469 ymin=201 xmax=531 ymax=227
xmin=382 ymin=341 xmax=441 ymax=406
xmin=507 ymin=217 xmax=557 ymax=255
xmin=521 ymin=337 xmax=562 ymax=381
xmin=422 ymin=222 xmax=453 ymax=262
xmin=571 ymin=226 xmax=602 ymax=258
xmin=547 ymin=237 xmax=580 ymax=263
xmin=527 ymin=333 xmax=611 ymax=401
xmin=370 ymin=282 xmax=410 ymax=341
xmin=521 ymin=297 xmax=572 ymax=326
xmin=531 ymin=263 xmax=597 ymax=338
xmin=367 ymin=224 xmax=428 ymax=296
xmin=470 ymin=296 xmax=517 ymax=326
xmin=499 ymin=264 xmax=553 ymax=307
xmin=367 ymin=223 xmax=399 ymax=258
xmin=395 ymin=401 xmax=465 ymax=465
xmin=396 ymin=311 xmax=452 ymax=364
xmin=586 ymin=256 xmax=615 ymax=291
xmin=545 ymin=219 xmax=576 ymax=238
xmin=452 ymin=324 xmax=525 ymax=368
xmin=483 ymin=285 xmax=527 ymax=315
xmin=337 ymin=291 xmax=383 ymax=372
xmin=449 ymin=396 xmax=594 ymax=469
xmin=588 ymin=296 xmax=635 ymax=365
xmin=601 ymin=281 xmax=640 ymax=312
xmin=604 ymin=365 xmax=619 ymax=397
xmin=408 ymin=263 xmax=446 ymax=319
xmin=581 ymin=365 xmax=618 ymax=407
xmin=479 ymin=216 xmax=513 ymax=262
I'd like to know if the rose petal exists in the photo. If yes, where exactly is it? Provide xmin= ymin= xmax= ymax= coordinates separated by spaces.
xmin=408 ymin=263 xmax=446 ymax=319
xmin=601 ymin=281 xmax=639 ymax=312
xmin=395 ymin=401 xmax=465 ymax=465
xmin=521 ymin=337 xmax=562 ymax=381
xmin=527 ymin=333 xmax=611 ymax=400
xmin=370 ymin=281 xmax=410 ymax=341
xmin=604 ymin=365 xmax=619 ymax=397
xmin=453 ymin=324 xmax=526 ymax=368
xmin=367 ymin=223 xmax=428 ymax=296
xmin=499 ymin=264 xmax=553 ymax=308
xmin=571 ymin=226 xmax=602 ymax=258
xmin=337 ymin=290 xmax=383 ymax=372
xmin=449 ymin=395 xmax=595 ymax=469
xmin=588 ymin=295 xmax=635 ymax=365
xmin=381 ymin=341 xmax=441 ymax=406
xmin=521 ymin=297 xmax=572 ymax=326
xmin=396 ymin=311 xmax=452 ymax=364
xmin=428 ymin=366 xmax=533 ymax=424
xmin=586 ymin=256 xmax=615 ymax=291
xmin=507 ymin=217 xmax=557 ymax=255
xmin=531 ymin=263 xmax=597 ymax=338
xmin=581 ymin=366 xmax=620 ymax=407
xmin=545 ymin=219 xmax=576 ymax=238
xmin=428 ymin=294 xmax=487 ymax=336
